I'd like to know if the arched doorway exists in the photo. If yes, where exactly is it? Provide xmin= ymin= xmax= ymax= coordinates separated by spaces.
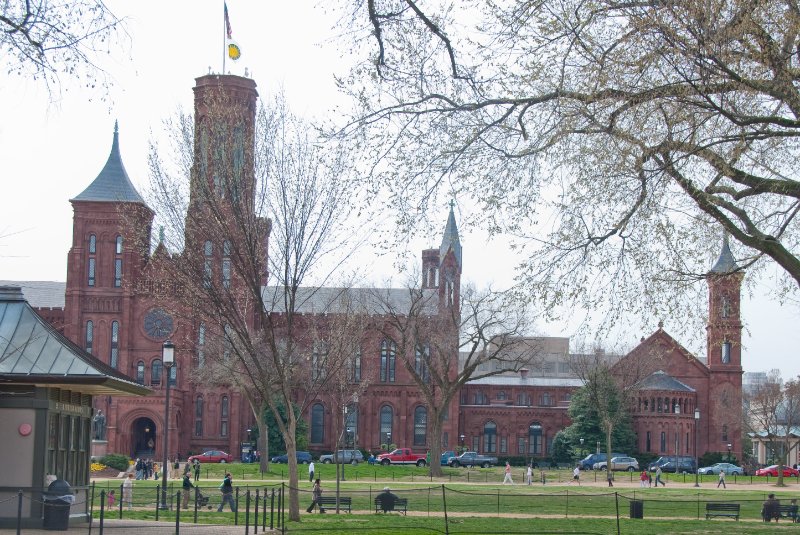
xmin=132 ymin=417 xmax=157 ymax=458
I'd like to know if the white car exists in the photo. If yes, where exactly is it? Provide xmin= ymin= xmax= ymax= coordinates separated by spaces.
xmin=593 ymin=456 xmax=639 ymax=471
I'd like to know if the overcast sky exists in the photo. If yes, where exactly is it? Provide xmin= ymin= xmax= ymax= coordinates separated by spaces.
xmin=0 ymin=1 xmax=796 ymax=378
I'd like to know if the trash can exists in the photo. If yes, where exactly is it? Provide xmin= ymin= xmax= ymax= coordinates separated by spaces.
xmin=629 ymin=499 xmax=644 ymax=519
xmin=42 ymin=479 xmax=74 ymax=530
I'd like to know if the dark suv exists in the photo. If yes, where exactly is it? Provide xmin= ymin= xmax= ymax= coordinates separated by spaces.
xmin=270 ymin=451 xmax=313 ymax=464
xmin=648 ymin=456 xmax=696 ymax=473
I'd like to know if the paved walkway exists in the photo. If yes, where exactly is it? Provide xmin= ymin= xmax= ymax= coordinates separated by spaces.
xmin=0 ymin=519 xmax=260 ymax=535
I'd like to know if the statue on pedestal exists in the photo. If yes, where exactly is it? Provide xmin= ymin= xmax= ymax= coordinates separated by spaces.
xmin=92 ymin=410 xmax=106 ymax=441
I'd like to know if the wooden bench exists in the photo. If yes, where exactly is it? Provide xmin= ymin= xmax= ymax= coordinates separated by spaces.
xmin=705 ymin=503 xmax=740 ymax=520
xmin=317 ymin=496 xmax=351 ymax=513
xmin=374 ymin=497 xmax=408 ymax=515
xmin=778 ymin=504 xmax=798 ymax=522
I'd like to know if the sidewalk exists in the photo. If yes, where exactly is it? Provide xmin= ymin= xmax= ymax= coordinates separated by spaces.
xmin=0 ymin=519 xmax=255 ymax=535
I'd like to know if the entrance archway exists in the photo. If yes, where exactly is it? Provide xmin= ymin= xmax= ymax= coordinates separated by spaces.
xmin=132 ymin=417 xmax=157 ymax=458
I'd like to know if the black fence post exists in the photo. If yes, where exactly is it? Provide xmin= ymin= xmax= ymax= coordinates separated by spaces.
xmin=155 ymin=484 xmax=160 ymax=521
xmin=245 ymin=490 xmax=251 ymax=535
xmin=16 ymin=490 xmax=22 ymax=535
xmin=193 ymin=486 xmax=198 ymax=524
xmin=118 ymin=484 xmax=123 ymax=519
xmin=269 ymin=488 xmax=275 ymax=531
xmin=175 ymin=491 xmax=181 ymax=535
xmin=262 ymin=490 xmax=267 ymax=532
xmin=235 ymin=486 xmax=240 ymax=525
xmin=254 ymin=488 xmax=259 ymax=534
xmin=614 ymin=492 xmax=620 ymax=535
xmin=441 ymin=485 xmax=449 ymax=535
xmin=281 ymin=483 xmax=286 ymax=534
xmin=99 ymin=490 xmax=105 ymax=535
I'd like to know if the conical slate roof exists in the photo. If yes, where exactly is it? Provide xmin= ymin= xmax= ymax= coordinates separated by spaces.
xmin=710 ymin=233 xmax=738 ymax=274
xmin=71 ymin=122 xmax=146 ymax=204
xmin=440 ymin=201 xmax=462 ymax=267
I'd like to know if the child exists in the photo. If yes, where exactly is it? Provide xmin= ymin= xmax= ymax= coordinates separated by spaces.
xmin=122 ymin=473 xmax=134 ymax=510
xmin=107 ymin=489 xmax=116 ymax=508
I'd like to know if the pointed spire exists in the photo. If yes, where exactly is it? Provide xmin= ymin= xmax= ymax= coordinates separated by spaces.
xmin=710 ymin=231 xmax=738 ymax=274
xmin=71 ymin=122 xmax=146 ymax=204
xmin=440 ymin=200 xmax=462 ymax=267
xmin=159 ymin=226 xmax=165 ymax=245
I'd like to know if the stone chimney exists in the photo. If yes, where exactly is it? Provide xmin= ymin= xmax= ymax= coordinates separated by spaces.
xmin=520 ymin=368 xmax=529 ymax=379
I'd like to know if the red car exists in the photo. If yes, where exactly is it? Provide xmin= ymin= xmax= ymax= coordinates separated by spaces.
xmin=188 ymin=450 xmax=233 ymax=463
xmin=755 ymin=465 xmax=800 ymax=477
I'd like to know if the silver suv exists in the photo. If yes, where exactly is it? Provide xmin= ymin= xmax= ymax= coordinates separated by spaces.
xmin=593 ymin=456 xmax=639 ymax=471
xmin=319 ymin=449 xmax=364 ymax=464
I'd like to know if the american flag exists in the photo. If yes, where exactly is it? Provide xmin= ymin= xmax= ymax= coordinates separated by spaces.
xmin=224 ymin=2 xmax=233 ymax=39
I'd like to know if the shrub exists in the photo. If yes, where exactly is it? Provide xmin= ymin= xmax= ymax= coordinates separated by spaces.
xmin=101 ymin=453 xmax=130 ymax=471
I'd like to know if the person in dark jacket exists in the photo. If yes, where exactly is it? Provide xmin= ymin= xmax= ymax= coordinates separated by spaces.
xmin=375 ymin=486 xmax=398 ymax=512
xmin=217 ymin=473 xmax=236 ymax=512
xmin=306 ymin=479 xmax=325 ymax=513
xmin=181 ymin=474 xmax=193 ymax=509
xmin=762 ymin=493 xmax=780 ymax=522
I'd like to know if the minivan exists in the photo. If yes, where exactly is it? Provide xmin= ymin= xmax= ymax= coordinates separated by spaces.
xmin=579 ymin=452 xmax=626 ymax=470
xmin=648 ymin=456 xmax=696 ymax=473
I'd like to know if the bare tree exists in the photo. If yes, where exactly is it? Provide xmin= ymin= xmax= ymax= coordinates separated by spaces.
xmin=374 ymin=282 xmax=538 ymax=477
xmin=335 ymin=0 xmax=800 ymax=330
xmin=1 ymin=0 xmax=127 ymax=97
xmin=146 ymin=86 xmax=364 ymax=521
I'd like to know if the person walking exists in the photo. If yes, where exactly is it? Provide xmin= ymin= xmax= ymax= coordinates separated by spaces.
xmin=526 ymin=464 xmax=533 ymax=485
xmin=306 ymin=479 xmax=325 ymax=513
xmin=193 ymin=459 xmax=201 ymax=482
xmin=717 ymin=469 xmax=726 ymax=489
xmin=107 ymin=490 xmax=116 ymax=509
xmin=308 ymin=460 xmax=315 ymax=483
xmin=639 ymin=470 xmax=648 ymax=487
xmin=572 ymin=466 xmax=580 ymax=485
xmin=502 ymin=462 xmax=514 ymax=484
xmin=173 ymin=457 xmax=181 ymax=479
xmin=122 ymin=473 xmax=134 ymax=510
xmin=655 ymin=466 xmax=665 ymax=487
xmin=217 ymin=472 xmax=237 ymax=512
xmin=181 ymin=473 xmax=194 ymax=509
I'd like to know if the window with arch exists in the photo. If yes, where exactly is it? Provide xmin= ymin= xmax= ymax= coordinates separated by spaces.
xmin=88 ymin=258 xmax=96 ymax=287
xmin=89 ymin=234 xmax=97 ymax=254
xmin=312 ymin=342 xmax=328 ymax=381
xmin=197 ymin=323 xmax=206 ymax=368
xmin=660 ymin=431 xmax=666 ymax=452
xmin=222 ymin=240 xmax=231 ymax=288
xmin=497 ymin=391 xmax=507 ymax=401
xmin=114 ymin=236 xmax=123 ymax=287
xmin=646 ymin=431 xmax=651 ymax=452
xmin=483 ymin=421 xmax=497 ymax=453
xmin=110 ymin=321 xmax=119 ymax=368
xmin=151 ymin=359 xmax=162 ymax=385
xmin=310 ymin=403 xmax=324 ymax=443
xmin=517 ymin=393 xmax=531 ymax=406
xmin=529 ymin=423 xmax=543 ymax=455
xmin=195 ymin=396 xmax=204 ymax=436
xmin=135 ymin=361 xmax=145 ymax=384
xmin=203 ymin=241 xmax=213 ymax=288
xmin=415 ymin=344 xmax=430 ymax=382
xmin=350 ymin=350 xmax=361 ymax=382
xmin=722 ymin=425 xmax=728 ymax=442
xmin=88 ymin=234 xmax=97 ymax=287
xmin=380 ymin=340 xmax=396 ymax=382
xmin=168 ymin=364 xmax=177 ymax=386
xmin=345 ymin=403 xmax=358 ymax=446
xmin=413 ymin=406 xmax=427 ymax=447
xmin=85 ymin=321 xmax=94 ymax=354
xmin=541 ymin=392 xmax=553 ymax=406
xmin=721 ymin=341 xmax=731 ymax=363
xmin=220 ymin=396 xmax=229 ymax=437
xmin=380 ymin=405 xmax=393 ymax=445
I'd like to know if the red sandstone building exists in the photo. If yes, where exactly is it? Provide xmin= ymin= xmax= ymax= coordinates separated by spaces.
xmin=5 ymin=73 xmax=743 ymax=463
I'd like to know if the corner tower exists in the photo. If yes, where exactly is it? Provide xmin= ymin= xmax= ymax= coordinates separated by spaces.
xmin=705 ymin=233 xmax=744 ymax=460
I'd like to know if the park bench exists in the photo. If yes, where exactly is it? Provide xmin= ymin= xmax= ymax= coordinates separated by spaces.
xmin=317 ymin=496 xmax=351 ymax=513
xmin=705 ymin=503 xmax=740 ymax=520
xmin=778 ymin=504 xmax=798 ymax=522
xmin=374 ymin=497 xmax=408 ymax=515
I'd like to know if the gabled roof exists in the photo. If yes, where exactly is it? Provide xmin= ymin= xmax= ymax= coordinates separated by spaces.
xmin=710 ymin=233 xmax=738 ymax=274
xmin=262 ymin=286 xmax=439 ymax=315
xmin=633 ymin=370 xmax=696 ymax=392
xmin=440 ymin=202 xmax=462 ymax=267
xmin=71 ymin=122 xmax=147 ymax=204
xmin=0 ymin=286 xmax=150 ymax=396
xmin=619 ymin=328 xmax=709 ymax=375
xmin=0 ymin=281 xmax=65 ymax=308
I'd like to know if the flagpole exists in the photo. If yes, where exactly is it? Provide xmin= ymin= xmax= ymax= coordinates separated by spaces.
xmin=222 ymin=1 xmax=226 ymax=74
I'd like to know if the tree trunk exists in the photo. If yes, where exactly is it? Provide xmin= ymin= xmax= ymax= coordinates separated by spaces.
xmin=428 ymin=409 xmax=445 ymax=477
xmin=285 ymin=416 xmax=300 ymax=521
xmin=257 ymin=417 xmax=269 ymax=474
xmin=605 ymin=425 xmax=614 ymax=487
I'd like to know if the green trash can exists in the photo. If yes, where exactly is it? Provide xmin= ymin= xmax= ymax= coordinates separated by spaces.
xmin=629 ymin=499 xmax=643 ymax=519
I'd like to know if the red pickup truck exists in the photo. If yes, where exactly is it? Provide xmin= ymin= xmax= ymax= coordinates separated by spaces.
xmin=376 ymin=448 xmax=427 ymax=467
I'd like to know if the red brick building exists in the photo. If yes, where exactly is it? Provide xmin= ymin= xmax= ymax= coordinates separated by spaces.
xmin=5 ymin=73 xmax=743 ymax=463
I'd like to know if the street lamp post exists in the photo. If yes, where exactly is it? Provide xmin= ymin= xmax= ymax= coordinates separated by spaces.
xmin=727 ymin=443 xmax=732 ymax=462
xmin=674 ymin=403 xmax=681 ymax=472
xmin=159 ymin=340 xmax=174 ymax=511
xmin=580 ymin=438 xmax=585 ymax=465
xmin=694 ymin=408 xmax=700 ymax=487
xmin=459 ymin=434 xmax=465 ymax=452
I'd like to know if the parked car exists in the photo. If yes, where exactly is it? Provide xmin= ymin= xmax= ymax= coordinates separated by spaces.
xmin=187 ymin=450 xmax=234 ymax=463
xmin=377 ymin=448 xmax=428 ymax=466
xmin=579 ymin=453 xmax=626 ymax=470
xmin=440 ymin=450 xmax=456 ymax=466
xmin=447 ymin=451 xmax=499 ymax=468
xmin=318 ymin=449 xmax=364 ymax=464
xmin=755 ymin=465 xmax=800 ymax=477
xmin=593 ymin=456 xmax=639 ymax=472
xmin=697 ymin=462 xmax=744 ymax=475
xmin=270 ymin=451 xmax=313 ymax=464
xmin=648 ymin=456 xmax=696 ymax=473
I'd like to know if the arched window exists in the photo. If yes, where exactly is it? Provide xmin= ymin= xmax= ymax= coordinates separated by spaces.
xmin=89 ymin=234 xmax=97 ymax=254
xmin=114 ymin=236 xmax=123 ymax=287
xmin=195 ymin=396 xmax=204 ymax=436
xmin=380 ymin=340 xmax=396 ymax=382
xmin=413 ymin=406 xmax=427 ymax=447
xmin=88 ymin=258 xmax=96 ymax=287
xmin=168 ymin=364 xmax=177 ymax=386
xmin=223 ymin=324 xmax=232 ymax=360
xmin=197 ymin=323 xmax=206 ymax=368
xmin=415 ymin=344 xmax=430 ymax=382
xmin=110 ymin=321 xmax=119 ymax=368
xmin=310 ymin=403 xmax=324 ymax=443
xmin=721 ymin=341 xmax=731 ymax=363
xmin=345 ymin=403 xmax=358 ymax=447
xmin=483 ymin=421 xmax=497 ymax=453
xmin=85 ymin=320 xmax=94 ymax=354
xmin=220 ymin=396 xmax=229 ymax=437
xmin=222 ymin=240 xmax=231 ymax=288
xmin=151 ymin=359 xmax=162 ymax=385
xmin=497 ymin=391 xmax=507 ymax=400
xmin=350 ymin=350 xmax=361 ymax=382
xmin=529 ymin=423 xmax=543 ymax=455
xmin=136 ymin=361 xmax=145 ymax=384
xmin=88 ymin=234 xmax=96 ymax=287
xmin=380 ymin=405 xmax=393 ymax=445
xmin=203 ymin=240 xmax=213 ymax=288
